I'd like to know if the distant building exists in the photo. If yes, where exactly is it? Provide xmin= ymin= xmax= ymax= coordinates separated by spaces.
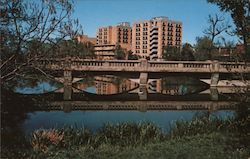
xmin=235 ymin=44 xmax=245 ymax=54
xmin=95 ymin=22 xmax=132 ymax=59
xmin=132 ymin=16 xmax=182 ymax=60
xmin=214 ymin=44 xmax=245 ymax=61
xmin=77 ymin=35 xmax=96 ymax=45
xmin=94 ymin=44 xmax=116 ymax=60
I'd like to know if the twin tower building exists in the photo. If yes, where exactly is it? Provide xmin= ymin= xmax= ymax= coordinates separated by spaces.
xmin=78 ymin=16 xmax=182 ymax=60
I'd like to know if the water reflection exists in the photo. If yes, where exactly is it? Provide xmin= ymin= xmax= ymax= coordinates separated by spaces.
xmin=13 ymin=76 xmax=62 ymax=94
xmin=148 ymin=77 xmax=208 ymax=95
xmin=72 ymin=75 xmax=209 ymax=96
xmin=73 ymin=75 xmax=139 ymax=95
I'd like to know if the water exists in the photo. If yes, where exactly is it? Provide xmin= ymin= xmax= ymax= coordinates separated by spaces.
xmin=2 ymin=75 xmax=240 ymax=136
xmin=22 ymin=110 xmax=234 ymax=135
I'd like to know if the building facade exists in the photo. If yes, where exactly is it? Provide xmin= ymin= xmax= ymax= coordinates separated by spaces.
xmin=95 ymin=22 xmax=132 ymax=59
xmin=132 ymin=16 xmax=182 ymax=60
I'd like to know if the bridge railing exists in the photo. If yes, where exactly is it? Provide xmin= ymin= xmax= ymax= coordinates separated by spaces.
xmin=36 ymin=58 xmax=250 ymax=73
xmin=219 ymin=62 xmax=249 ymax=72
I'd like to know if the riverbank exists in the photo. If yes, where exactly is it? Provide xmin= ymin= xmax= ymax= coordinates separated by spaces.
xmin=2 ymin=113 xmax=250 ymax=159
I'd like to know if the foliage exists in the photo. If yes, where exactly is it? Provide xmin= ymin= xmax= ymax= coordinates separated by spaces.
xmin=128 ymin=50 xmax=139 ymax=60
xmin=114 ymin=45 xmax=126 ymax=60
xmin=0 ymin=0 xmax=82 ymax=86
xmin=31 ymin=129 xmax=65 ymax=152
xmin=194 ymin=36 xmax=219 ymax=60
xmin=50 ymin=39 xmax=95 ymax=58
xmin=208 ymin=0 xmax=250 ymax=59
xmin=96 ymin=122 xmax=164 ymax=146
xmin=180 ymin=43 xmax=195 ymax=61
xmin=162 ymin=46 xmax=181 ymax=61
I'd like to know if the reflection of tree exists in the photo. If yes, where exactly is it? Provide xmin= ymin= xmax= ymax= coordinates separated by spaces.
xmin=161 ymin=77 xmax=208 ymax=95
xmin=6 ymin=74 xmax=62 ymax=93
xmin=234 ymin=102 xmax=250 ymax=134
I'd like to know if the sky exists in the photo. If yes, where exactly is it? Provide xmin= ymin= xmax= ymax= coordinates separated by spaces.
xmin=73 ymin=0 xmax=239 ymax=45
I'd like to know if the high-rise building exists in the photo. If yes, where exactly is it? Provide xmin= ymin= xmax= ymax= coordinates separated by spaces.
xmin=95 ymin=22 xmax=132 ymax=59
xmin=132 ymin=16 xmax=182 ymax=60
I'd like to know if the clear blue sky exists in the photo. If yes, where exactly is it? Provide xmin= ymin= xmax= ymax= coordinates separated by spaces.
xmin=73 ymin=0 xmax=238 ymax=45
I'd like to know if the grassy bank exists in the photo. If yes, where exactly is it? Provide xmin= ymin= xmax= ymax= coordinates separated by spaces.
xmin=2 ymin=115 xmax=250 ymax=159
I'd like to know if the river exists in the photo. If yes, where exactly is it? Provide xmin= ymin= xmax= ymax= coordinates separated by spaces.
xmin=2 ymin=75 xmax=244 ymax=137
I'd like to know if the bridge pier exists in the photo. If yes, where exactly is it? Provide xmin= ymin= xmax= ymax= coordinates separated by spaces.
xmin=63 ymin=70 xmax=72 ymax=100
xmin=210 ymin=61 xmax=220 ymax=87
xmin=61 ymin=102 xmax=73 ymax=113
xmin=210 ymin=87 xmax=219 ymax=101
xmin=139 ymin=72 xmax=148 ymax=85
xmin=138 ymin=84 xmax=147 ymax=100
xmin=210 ymin=73 xmax=219 ymax=87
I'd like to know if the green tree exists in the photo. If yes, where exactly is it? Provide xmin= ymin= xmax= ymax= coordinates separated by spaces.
xmin=194 ymin=36 xmax=217 ymax=60
xmin=208 ymin=0 xmax=250 ymax=59
xmin=127 ymin=50 xmax=138 ymax=60
xmin=181 ymin=43 xmax=195 ymax=61
xmin=0 ymin=0 xmax=82 ymax=86
xmin=53 ymin=39 xmax=95 ymax=58
xmin=162 ymin=46 xmax=181 ymax=61
xmin=114 ymin=45 xmax=126 ymax=60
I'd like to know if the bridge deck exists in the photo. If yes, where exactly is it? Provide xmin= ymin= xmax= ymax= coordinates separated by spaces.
xmin=36 ymin=59 xmax=250 ymax=73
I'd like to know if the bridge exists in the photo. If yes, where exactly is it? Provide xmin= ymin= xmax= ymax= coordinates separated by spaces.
xmin=35 ymin=58 xmax=250 ymax=100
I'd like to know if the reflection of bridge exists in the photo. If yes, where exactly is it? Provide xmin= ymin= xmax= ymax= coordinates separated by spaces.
xmin=40 ymin=101 xmax=239 ymax=112
xmin=20 ymin=89 xmax=241 ymax=112
xmin=35 ymin=58 xmax=250 ymax=100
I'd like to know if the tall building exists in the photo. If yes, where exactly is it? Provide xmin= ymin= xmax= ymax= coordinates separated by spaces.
xmin=132 ymin=16 xmax=182 ymax=60
xmin=95 ymin=22 xmax=132 ymax=59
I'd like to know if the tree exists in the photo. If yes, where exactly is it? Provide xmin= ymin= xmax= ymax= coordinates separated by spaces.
xmin=194 ymin=36 xmax=215 ymax=60
xmin=208 ymin=0 xmax=250 ymax=59
xmin=114 ymin=45 xmax=126 ymax=60
xmin=162 ymin=46 xmax=181 ymax=61
xmin=52 ymin=39 xmax=95 ymax=58
xmin=181 ymin=43 xmax=195 ymax=61
xmin=0 ymin=0 xmax=82 ymax=86
xmin=203 ymin=14 xmax=231 ymax=56
xmin=127 ymin=50 xmax=138 ymax=60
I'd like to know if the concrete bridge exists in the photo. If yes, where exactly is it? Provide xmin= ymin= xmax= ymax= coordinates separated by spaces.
xmin=35 ymin=58 xmax=250 ymax=100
